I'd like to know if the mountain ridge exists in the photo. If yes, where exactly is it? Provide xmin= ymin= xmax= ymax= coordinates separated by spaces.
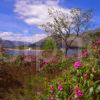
xmin=0 ymin=38 xmax=31 ymax=48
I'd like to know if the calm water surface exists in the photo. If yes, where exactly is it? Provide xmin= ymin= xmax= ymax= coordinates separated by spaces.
xmin=5 ymin=49 xmax=81 ymax=56
xmin=5 ymin=49 xmax=43 ymax=56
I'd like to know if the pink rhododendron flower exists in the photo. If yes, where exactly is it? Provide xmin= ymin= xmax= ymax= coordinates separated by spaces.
xmin=31 ymin=56 xmax=36 ymax=61
xmin=95 ymin=40 xmax=100 ymax=45
xmin=68 ymin=96 xmax=71 ymax=100
xmin=74 ymin=61 xmax=82 ymax=69
xmin=50 ymin=95 xmax=55 ymax=100
xmin=50 ymin=85 xmax=54 ymax=92
xmin=81 ymin=50 xmax=89 ymax=57
xmin=43 ymin=61 xmax=48 ymax=65
xmin=74 ymin=87 xmax=83 ymax=99
xmin=39 ymin=59 xmax=48 ymax=68
xmin=58 ymin=84 xmax=63 ymax=91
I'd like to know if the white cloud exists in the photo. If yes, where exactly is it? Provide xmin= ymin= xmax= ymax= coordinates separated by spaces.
xmin=0 ymin=32 xmax=47 ymax=43
xmin=14 ymin=0 xmax=69 ymax=26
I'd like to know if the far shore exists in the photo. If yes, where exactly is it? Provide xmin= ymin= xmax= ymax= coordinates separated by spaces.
xmin=5 ymin=48 xmax=44 ymax=51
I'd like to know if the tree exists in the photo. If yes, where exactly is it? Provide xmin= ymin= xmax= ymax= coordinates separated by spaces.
xmin=42 ymin=8 xmax=93 ymax=54
xmin=43 ymin=37 xmax=57 ymax=51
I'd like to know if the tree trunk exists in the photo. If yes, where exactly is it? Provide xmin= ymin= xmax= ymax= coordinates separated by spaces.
xmin=65 ymin=47 xmax=69 ymax=55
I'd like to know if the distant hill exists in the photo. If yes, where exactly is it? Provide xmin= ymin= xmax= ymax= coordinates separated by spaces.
xmin=0 ymin=38 xmax=31 ymax=48
xmin=81 ymin=28 xmax=100 ymax=44
xmin=82 ymin=28 xmax=100 ymax=36
xmin=29 ymin=38 xmax=46 ymax=48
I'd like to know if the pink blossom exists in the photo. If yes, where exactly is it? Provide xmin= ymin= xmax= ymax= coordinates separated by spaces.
xmin=43 ymin=60 xmax=48 ymax=65
xmin=50 ymin=95 xmax=55 ymax=100
xmin=68 ymin=96 xmax=71 ymax=100
xmin=74 ymin=87 xmax=83 ymax=99
xmin=31 ymin=56 xmax=36 ymax=61
xmin=50 ymin=85 xmax=54 ymax=92
xmin=95 ymin=40 xmax=100 ymax=45
xmin=81 ymin=50 xmax=89 ymax=57
xmin=39 ymin=60 xmax=48 ymax=68
xmin=58 ymin=84 xmax=63 ymax=91
xmin=74 ymin=61 xmax=82 ymax=69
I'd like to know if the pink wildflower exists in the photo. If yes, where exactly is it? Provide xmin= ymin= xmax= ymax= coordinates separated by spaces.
xmin=50 ymin=85 xmax=54 ymax=92
xmin=43 ymin=61 xmax=48 ymax=65
xmin=74 ymin=61 xmax=82 ymax=69
xmin=58 ymin=84 xmax=63 ymax=91
xmin=68 ymin=96 xmax=71 ymax=100
xmin=31 ymin=56 xmax=36 ymax=61
xmin=95 ymin=40 xmax=100 ymax=45
xmin=74 ymin=87 xmax=83 ymax=99
xmin=81 ymin=50 xmax=89 ymax=57
xmin=50 ymin=95 xmax=55 ymax=100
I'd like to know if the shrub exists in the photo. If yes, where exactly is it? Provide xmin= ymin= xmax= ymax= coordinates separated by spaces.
xmin=42 ymin=39 xmax=100 ymax=100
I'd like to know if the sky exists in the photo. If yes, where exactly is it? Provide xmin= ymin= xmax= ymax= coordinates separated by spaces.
xmin=0 ymin=0 xmax=100 ymax=43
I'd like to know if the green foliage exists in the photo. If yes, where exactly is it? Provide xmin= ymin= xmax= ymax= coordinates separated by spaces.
xmin=42 ymin=41 xmax=100 ymax=100
xmin=88 ymin=31 xmax=100 ymax=42
xmin=0 ymin=39 xmax=99 ymax=100
xmin=16 ymin=45 xmax=29 ymax=50
xmin=43 ymin=37 xmax=57 ymax=51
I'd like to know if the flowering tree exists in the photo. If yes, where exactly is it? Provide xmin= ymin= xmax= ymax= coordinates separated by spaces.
xmin=42 ymin=8 xmax=93 ymax=54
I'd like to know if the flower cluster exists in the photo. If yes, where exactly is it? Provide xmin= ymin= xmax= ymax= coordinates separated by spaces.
xmin=50 ymin=95 xmax=55 ymax=100
xmin=58 ymin=84 xmax=63 ymax=91
xmin=81 ymin=50 xmax=89 ymax=57
xmin=74 ymin=60 xmax=82 ymax=69
xmin=95 ymin=40 xmax=100 ymax=45
xmin=50 ymin=85 xmax=55 ymax=100
xmin=15 ymin=55 xmax=49 ymax=69
xmin=68 ymin=96 xmax=71 ymax=100
xmin=92 ymin=40 xmax=100 ymax=49
xmin=38 ymin=58 xmax=48 ymax=68
xmin=74 ymin=86 xmax=83 ymax=99
xmin=49 ymin=84 xmax=63 ymax=100
xmin=45 ymin=40 xmax=99 ymax=99
xmin=50 ymin=85 xmax=55 ymax=92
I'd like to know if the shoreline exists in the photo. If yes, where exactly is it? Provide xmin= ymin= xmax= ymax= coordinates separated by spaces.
xmin=5 ymin=48 xmax=44 ymax=51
